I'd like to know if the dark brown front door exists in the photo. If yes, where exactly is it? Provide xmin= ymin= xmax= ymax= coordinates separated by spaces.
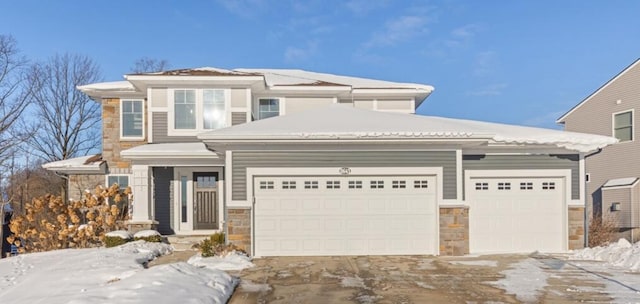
xmin=193 ymin=172 xmax=218 ymax=230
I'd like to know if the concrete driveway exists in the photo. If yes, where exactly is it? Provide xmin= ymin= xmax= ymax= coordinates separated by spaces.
xmin=228 ymin=254 xmax=618 ymax=304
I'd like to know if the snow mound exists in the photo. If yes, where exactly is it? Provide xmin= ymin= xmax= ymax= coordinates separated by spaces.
xmin=188 ymin=252 xmax=254 ymax=271
xmin=0 ymin=241 xmax=234 ymax=303
xmin=570 ymin=238 xmax=640 ymax=271
xmin=106 ymin=230 xmax=132 ymax=239
xmin=133 ymin=230 xmax=161 ymax=238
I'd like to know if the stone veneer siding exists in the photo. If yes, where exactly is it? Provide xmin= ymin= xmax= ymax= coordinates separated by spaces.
xmin=439 ymin=206 xmax=469 ymax=256
xmin=68 ymin=174 xmax=104 ymax=201
xmin=568 ymin=206 xmax=585 ymax=250
xmin=101 ymin=98 xmax=147 ymax=171
xmin=227 ymin=208 xmax=251 ymax=254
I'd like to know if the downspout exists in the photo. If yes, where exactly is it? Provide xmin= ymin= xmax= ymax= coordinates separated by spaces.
xmin=583 ymin=148 xmax=603 ymax=247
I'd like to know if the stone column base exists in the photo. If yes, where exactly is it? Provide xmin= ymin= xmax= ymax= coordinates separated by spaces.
xmin=126 ymin=220 xmax=158 ymax=234
xmin=439 ymin=206 xmax=470 ymax=256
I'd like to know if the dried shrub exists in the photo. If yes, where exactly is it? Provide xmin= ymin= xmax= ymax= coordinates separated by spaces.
xmin=105 ymin=236 xmax=129 ymax=248
xmin=588 ymin=214 xmax=618 ymax=247
xmin=8 ymin=184 xmax=130 ymax=253
xmin=195 ymin=232 xmax=242 ymax=257
xmin=134 ymin=235 xmax=162 ymax=243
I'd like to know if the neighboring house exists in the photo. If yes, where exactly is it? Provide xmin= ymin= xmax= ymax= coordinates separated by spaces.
xmin=43 ymin=67 xmax=615 ymax=257
xmin=557 ymin=58 xmax=640 ymax=242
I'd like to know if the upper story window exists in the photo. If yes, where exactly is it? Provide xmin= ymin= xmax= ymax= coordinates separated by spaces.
xmin=613 ymin=110 xmax=633 ymax=142
xmin=169 ymin=89 xmax=228 ymax=135
xmin=253 ymin=98 xmax=280 ymax=120
xmin=121 ymin=99 xmax=144 ymax=139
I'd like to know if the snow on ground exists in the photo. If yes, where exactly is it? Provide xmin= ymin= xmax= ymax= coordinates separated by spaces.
xmin=492 ymin=258 xmax=549 ymax=303
xmin=188 ymin=252 xmax=255 ymax=271
xmin=0 ymin=241 xmax=239 ymax=304
xmin=133 ymin=230 xmax=161 ymax=238
xmin=570 ymin=238 xmax=640 ymax=271
xmin=568 ymin=239 xmax=640 ymax=303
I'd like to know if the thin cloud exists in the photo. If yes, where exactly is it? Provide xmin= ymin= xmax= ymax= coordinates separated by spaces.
xmin=468 ymin=83 xmax=508 ymax=96
xmin=473 ymin=51 xmax=498 ymax=77
xmin=345 ymin=0 xmax=389 ymax=15
xmin=522 ymin=110 xmax=565 ymax=128
xmin=284 ymin=40 xmax=319 ymax=62
xmin=365 ymin=15 xmax=430 ymax=48
xmin=216 ymin=0 xmax=267 ymax=17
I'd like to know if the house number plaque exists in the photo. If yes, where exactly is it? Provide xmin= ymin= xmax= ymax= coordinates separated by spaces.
xmin=339 ymin=167 xmax=351 ymax=175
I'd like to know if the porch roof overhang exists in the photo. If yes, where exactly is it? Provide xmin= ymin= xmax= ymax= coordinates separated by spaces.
xmin=198 ymin=104 xmax=618 ymax=153
xmin=42 ymin=154 xmax=107 ymax=175
xmin=120 ymin=143 xmax=219 ymax=160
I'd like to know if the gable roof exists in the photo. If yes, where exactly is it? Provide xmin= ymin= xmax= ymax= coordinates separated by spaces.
xmin=557 ymin=58 xmax=640 ymax=124
xmin=199 ymin=104 xmax=617 ymax=153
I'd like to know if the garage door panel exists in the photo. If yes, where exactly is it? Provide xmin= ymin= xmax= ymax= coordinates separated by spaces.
xmin=468 ymin=176 xmax=565 ymax=253
xmin=254 ymin=175 xmax=438 ymax=256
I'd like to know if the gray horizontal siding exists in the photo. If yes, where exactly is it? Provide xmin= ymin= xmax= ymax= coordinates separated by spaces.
xmin=462 ymin=154 xmax=580 ymax=199
xmin=152 ymin=112 xmax=199 ymax=143
xmin=153 ymin=167 xmax=174 ymax=235
xmin=231 ymin=112 xmax=247 ymax=126
xmin=232 ymin=151 xmax=457 ymax=201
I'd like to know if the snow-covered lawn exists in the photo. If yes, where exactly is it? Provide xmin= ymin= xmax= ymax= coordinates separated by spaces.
xmin=0 ymin=241 xmax=253 ymax=303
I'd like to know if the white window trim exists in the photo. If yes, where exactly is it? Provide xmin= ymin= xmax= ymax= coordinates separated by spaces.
xmin=252 ymin=97 xmax=285 ymax=120
xmin=120 ymin=99 xmax=145 ymax=141
xmin=612 ymin=109 xmax=634 ymax=143
xmin=167 ymin=88 xmax=230 ymax=136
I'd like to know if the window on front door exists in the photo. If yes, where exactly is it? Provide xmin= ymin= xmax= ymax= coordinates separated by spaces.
xmin=121 ymin=99 xmax=144 ymax=139
xmin=613 ymin=110 xmax=633 ymax=142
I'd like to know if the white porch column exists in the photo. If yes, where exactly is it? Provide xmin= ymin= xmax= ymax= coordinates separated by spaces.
xmin=130 ymin=165 xmax=152 ymax=223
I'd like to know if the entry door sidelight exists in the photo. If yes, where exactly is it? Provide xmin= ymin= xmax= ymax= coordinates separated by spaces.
xmin=193 ymin=172 xmax=218 ymax=230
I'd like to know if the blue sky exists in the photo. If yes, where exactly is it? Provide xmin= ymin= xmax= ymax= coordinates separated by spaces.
xmin=2 ymin=0 xmax=639 ymax=129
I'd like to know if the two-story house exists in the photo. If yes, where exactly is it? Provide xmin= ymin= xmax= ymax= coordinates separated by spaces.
xmin=557 ymin=58 xmax=640 ymax=242
xmin=43 ymin=67 xmax=615 ymax=257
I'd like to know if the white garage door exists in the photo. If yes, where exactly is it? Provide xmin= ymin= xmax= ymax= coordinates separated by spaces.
xmin=253 ymin=175 xmax=438 ymax=256
xmin=467 ymin=177 xmax=565 ymax=253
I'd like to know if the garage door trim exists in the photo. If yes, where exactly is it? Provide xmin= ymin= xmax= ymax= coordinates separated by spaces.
xmin=247 ymin=167 xmax=444 ymax=257
xmin=464 ymin=169 xmax=572 ymax=253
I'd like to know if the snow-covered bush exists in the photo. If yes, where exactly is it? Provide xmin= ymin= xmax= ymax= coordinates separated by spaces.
xmin=105 ymin=230 xmax=132 ymax=247
xmin=8 ymin=184 xmax=130 ymax=253
xmin=133 ymin=230 xmax=162 ymax=243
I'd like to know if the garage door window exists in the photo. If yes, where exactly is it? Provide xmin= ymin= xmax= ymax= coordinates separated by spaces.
xmin=475 ymin=182 xmax=488 ymax=190
xmin=282 ymin=181 xmax=296 ymax=189
xmin=259 ymin=181 xmax=274 ymax=189
xmin=542 ymin=182 xmax=555 ymax=190
xmin=348 ymin=180 xmax=363 ymax=189
xmin=392 ymin=180 xmax=406 ymax=188
xmin=520 ymin=182 xmax=533 ymax=190
xmin=498 ymin=182 xmax=511 ymax=190
xmin=327 ymin=181 xmax=341 ymax=189
xmin=414 ymin=180 xmax=429 ymax=188
xmin=371 ymin=180 xmax=384 ymax=189
xmin=304 ymin=181 xmax=319 ymax=189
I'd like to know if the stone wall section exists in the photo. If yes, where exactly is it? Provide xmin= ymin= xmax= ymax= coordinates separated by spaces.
xmin=227 ymin=208 xmax=251 ymax=254
xmin=68 ymin=174 xmax=104 ymax=201
xmin=439 ymin=206 xmax=469 ymax=256
xmin=101 ymin=98 xmax=147 ymax=172
xmin=568 ymin=206 xmax=585 ymax=250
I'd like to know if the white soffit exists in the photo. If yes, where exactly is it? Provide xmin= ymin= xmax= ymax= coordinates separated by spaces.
xmin=121 ymin=142 xmax=218 ymax=159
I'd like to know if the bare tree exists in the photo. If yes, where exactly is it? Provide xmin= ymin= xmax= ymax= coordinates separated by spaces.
xmin=27 ymin=53 xmax=102 ymax=162
xmin=0 ymin=35 xmax=31 ymax=169
xmin=131 ymin=57 xmax=170 ymax=73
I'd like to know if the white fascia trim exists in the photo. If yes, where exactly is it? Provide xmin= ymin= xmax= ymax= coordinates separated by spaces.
xmin=125 ymin=75 xmax=264 ymax=82
xmin=121 ymin=153 xmax=217 ymax=160
xmin=602 ymin=179 xmax=640 ymax=190
xmin=267 ymin=85 xmax=351 ymax=91
xmin=352 ymin=88 xmax=434 ymax=95
xmin=557 ymin=58 xmax=640 ymax=123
